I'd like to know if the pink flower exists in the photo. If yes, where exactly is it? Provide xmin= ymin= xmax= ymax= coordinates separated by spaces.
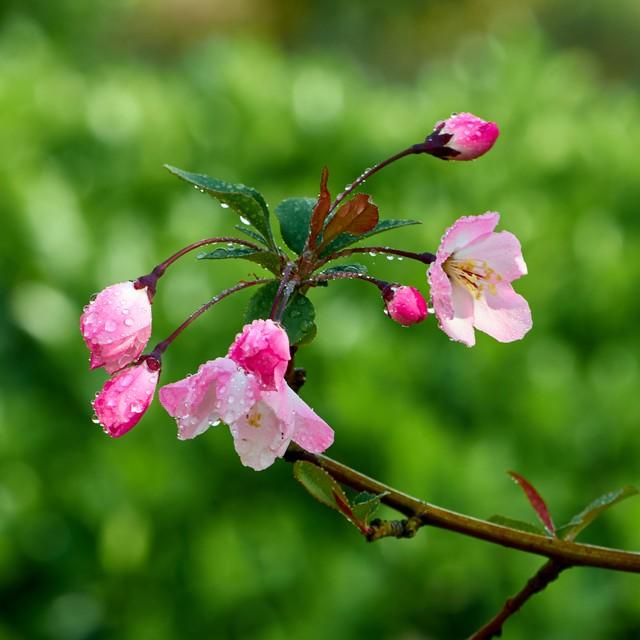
xmin=384 ymin=286 xmax=428 ymax=326
xmin=159 ymin=359 xmax=334 ymax=471
xmin=228 ymin=319 xmax=290 ymax=391
xmin=81 ymin=282 xmax=152 ymax=374
xmin=425 ymin=112 xmax=499 ymax=161
xmin=159 ymin=358 xmax=260 ymax=440
xmin=428 ymin=212 xmax=532 ymax=346
xmin=93 ymin=358 xmax=160 ymax=437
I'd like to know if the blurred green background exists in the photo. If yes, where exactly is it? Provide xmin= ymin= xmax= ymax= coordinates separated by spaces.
xmin=2 ymin=1 xmax=640 ymax=638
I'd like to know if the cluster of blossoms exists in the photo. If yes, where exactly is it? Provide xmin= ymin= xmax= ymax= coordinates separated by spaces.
xmin=81 ymin=112 xmax=531 ymax=470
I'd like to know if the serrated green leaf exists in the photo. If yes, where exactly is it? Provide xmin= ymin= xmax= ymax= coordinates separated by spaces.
xmin=320 ymin=218 xmax=422 ymax=256
xmin=275 ymin=197 xmax=315 ymax=254
xmin=244 ymin=281 xmax=316 ymax=345
xmin=197 ymin=246 xmax=282 ymax=275
xmin=320 ymin=263 xmax=368 ymax=276
xmin=488 ymin=515 xmax=547 ymax=536
xmin=165 ymin=164 xmax=274 ymax=244
xmin=234 ymin=224 xmax=269 ymax=246
xmin=560 ymin=486 xmax=639 ymax=542
xmin=351 ymin=491 xmax=388 ymax=526
xmin=293 ymin=461 xmax=351 ymax=513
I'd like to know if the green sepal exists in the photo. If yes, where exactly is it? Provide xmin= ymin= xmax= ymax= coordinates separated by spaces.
xmin=165 ymin=164 xmax=274 ymax=244
xmin=275 ymin=197 xmax=315 ymax=254
xmin=320 ymin=219 xmax=421 ymax=257
xmin=244 ymin=281 xmax=316 ymax=345
xmin=197 ymin=246 xmax=282 ymax=275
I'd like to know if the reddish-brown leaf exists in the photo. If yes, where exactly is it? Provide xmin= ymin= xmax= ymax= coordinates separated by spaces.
xmin=307 ymin=166 xmax=331 ymax=250
xmin=508 ymin=471 xmax=556 ymax=536
xmin=322 ymin=194 xmax=379 ymax=246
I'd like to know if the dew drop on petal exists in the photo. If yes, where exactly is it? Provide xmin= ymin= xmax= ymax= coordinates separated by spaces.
xmin=91 ymin=414 xmax=101 ymax=424
xmin=130 ymin=402 xmax=143 ymax=413
xmin=124 ymin=318 xmax=134 ymax=327
xmin=104 ymin=320 xmax=116 ymax=332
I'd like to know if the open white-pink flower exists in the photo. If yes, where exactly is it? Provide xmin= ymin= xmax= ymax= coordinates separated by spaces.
xmin=81 ymin=281 xmax=152 ymax=374
xmin=428 ymin=213 xmax=532 ymax=346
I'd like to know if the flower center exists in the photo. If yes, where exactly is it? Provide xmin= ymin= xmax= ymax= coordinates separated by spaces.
xmin=247 ymin=408 xmax=263 ymax=428
xmin=443 ymin=258 xmax=502 ymax=298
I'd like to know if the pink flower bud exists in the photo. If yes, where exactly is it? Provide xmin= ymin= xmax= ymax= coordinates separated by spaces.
xmin=81 ymin=282 xmax=152 ymax=374
xmin=384 ymin=286 xmax=428 ymax=326
xmin=228 ymin=319 xmax=290 ymax=391
xmin=92 ymin=358 xmax=160 ymax=437
xmin=424 ymin=112 xmax=499 ymax=161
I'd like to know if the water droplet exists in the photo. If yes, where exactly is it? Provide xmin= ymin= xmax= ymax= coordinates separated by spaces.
xmin=124 ymin=318 xmax=134 ymax=327
xmin=121 ymin=308 xmax=129 ymax=315
xmin=368 ymin=251 xmax=377 ymax=257
xmin=130 ymin=402 xmax=143 ymax=413
xmin=228 ymin=396 xmax=235 ymax=404
xmin=386 ymin=255 xmax=394 ymax=261
xmin=89 ymin=293 xmax=98 ymax=303
xmin=227 ymin=242 xmax=234 ymax=247
xmin=397 ymin=256 xmax=404 ymax=261
xmin=104 ymin=320 xmax=116 ymax=332
xmin=193 ymin=185 xmax=199 ymax=190
xmin=91 ymin=414 xmax=101 ymax=424
xmin=220 ymin=202 xmax=230 ymax=209
xmin=239 ymin=216 xmax=250 ymax=225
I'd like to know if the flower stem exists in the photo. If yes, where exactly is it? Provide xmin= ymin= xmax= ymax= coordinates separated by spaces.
xmin=269 ymin=262 xmax=297 ymax=322
xmin=150 ymin=278 xmax=272 ymax=358
xmin=284 ymin=444 xmax=640 ymax=573
xmin=318 ymin=246 xmax=436 ymax=270
xmin=302 ymin=271 xmax=388 ymax=291
xmin=134 ymin=236 xmax=264 ymax=296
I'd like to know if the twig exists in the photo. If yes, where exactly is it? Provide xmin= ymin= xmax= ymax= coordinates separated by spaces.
xmin=468 ymin=560 xmax=566 ymax=639
xmin=284 ymin=444 xmax=640 ymax=573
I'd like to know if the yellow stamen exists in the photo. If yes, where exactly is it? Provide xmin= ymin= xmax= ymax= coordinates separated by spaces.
xmin=443 ymin=258 xmax=502 ymax=299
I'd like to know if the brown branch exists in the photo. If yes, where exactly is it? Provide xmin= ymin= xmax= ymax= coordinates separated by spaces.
xmin=468 ymin=560 xmax=566 ymax=639
xmin=284 ymin=444 xmax=640 ymax=574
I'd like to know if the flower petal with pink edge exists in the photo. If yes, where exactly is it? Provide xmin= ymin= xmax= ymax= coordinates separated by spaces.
xmin=455 ymin=230 xmax=527 ymax=282
xmin=93 ymin=360 xmax=159 ymax=438
xmin=471 ymin=283 xmax=532 ymax=343
xmin=439 ymin=212 xmax=499 ymax=257
xmin=228 ymin=319 xmax=290 ymax=391
xmin=159 ymin=358 xmax=259 ymax=441
xmin=437 ymin=283 xmax=476 ymax=347
xmin=288 ymin=388 xmax=334 ymax=454
xmin=81 ymin=281 xmax=152 ymax=374
xmin=228 ymin=389 xmax=295 ymax=471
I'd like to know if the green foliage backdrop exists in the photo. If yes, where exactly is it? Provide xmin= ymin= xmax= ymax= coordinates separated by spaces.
xmin=1 ymin=3 xmax=639 ymax=638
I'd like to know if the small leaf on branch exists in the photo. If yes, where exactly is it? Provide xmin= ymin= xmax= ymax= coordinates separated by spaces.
xmin=275 ymin=197 xmax=315 ymax=255
xmin=320 ymin=218 xmax=422 ymax=256
xmin=320 ymin=263 xmax=368 ymax=276
xmin=352 ymin=491 xmax=388 ymax=525
xmin=234 ymin=224 xmax=269 ymax=246
xmin=293 ymin=460 xmax=351 ymax=512
xmin=508 ymin=471 xmax=556 ymax=536
xmin=321 ymin=194 xmax=379 ymax=247
xmin=560 ymin=486 xmax=639 ymax=542
xmin=488 ymin=515 xmax=547 ymax=536
xmin=197 ymin=246 xmax=282 ymax=274
xmin=308 ymin=166 xmax=331 ymax=250
xmin=245 ymin=281 xmax=316 ymax=345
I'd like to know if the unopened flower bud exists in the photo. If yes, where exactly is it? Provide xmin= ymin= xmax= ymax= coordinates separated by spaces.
xmin=422 ymin=112 xmax=499 ymax=161
xmin=384 ymin=286 xmax=428 ymax=326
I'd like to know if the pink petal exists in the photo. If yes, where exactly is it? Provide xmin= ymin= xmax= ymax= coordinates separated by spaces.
xmin=428 ymin=261 xmax=454 ymax=320
xmin=288 ymin=388 xmax=334 ymax=454
xmin=439 ymin=113 xmax=500 ymax=161
xmin=229 ymin=390 xmax=294 ymax=471
xmin=385 ymin=286 xmax=428 ymax=326
xmin=455 ymin=230 xmax=527 ymax=283
xmin=439 ymin=213 xmax=500 ymax=257
xmin=93 ymin=360 xmax=159 ymax=438
xmin=437 ymin=283 xmax=476 ymax=346
xmin=472 ymin=283 xmax=532 ymax=343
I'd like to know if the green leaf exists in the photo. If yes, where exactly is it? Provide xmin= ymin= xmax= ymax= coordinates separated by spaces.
xmin=320 ymin=263 xmax=368 ymax=276
xmin=165 ymin=164 xmax=273 ymax=244
xmin=234 ymin=224 xmax=269 ymax=246
xmin=320 ymin=219 xmax=421 ymax=256
xmin=197 ymin=246 xmax=282 ymax=275
xmin=351 ymin=492 xmax=387 ymax=526
xmin=488 ymin=515 xmax=547 ymax=536
xmin=275 ymin=197 xmax=315 ymax=254
xmin=244 ymin=281 xmax=316 ymax=345
xmin=560 ymin=486 xmax=639 ymax=542
xmin=293 ymin=461 xmax=351 ymax=513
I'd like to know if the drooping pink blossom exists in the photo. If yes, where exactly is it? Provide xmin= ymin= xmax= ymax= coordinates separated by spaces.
xmin=159 ymin=357 xmax=260 ymax=440
xmin=384 ymin=285 xmax=428 ymax=326
xmin=81 ymin=281 xmax=152 ymax=374
xmin=426 ymin=112 xmax=499 ymax=161
xmin=93 ymin=358 xmax=160 ymax=437
xmin=228 ymin=319 xmax=290 ymax=391
xmin=428 ymin=212 xmax=532 ymax=346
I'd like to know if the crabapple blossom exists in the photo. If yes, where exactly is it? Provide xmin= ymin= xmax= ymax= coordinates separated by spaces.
xmin=93 ymin=358 xmax=160 ymax=437
xmin=384 ymin=285 xmax=428 ymax=326
xmin=428 ymin=212 xmax=531 ymax=346
xmin=228 ymin=319 xmax=290 ymax=391
xmin=425 ymin=112 xmax=499 ymax=161
xmin=81 ymin=281 xmax=152 ymax=374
